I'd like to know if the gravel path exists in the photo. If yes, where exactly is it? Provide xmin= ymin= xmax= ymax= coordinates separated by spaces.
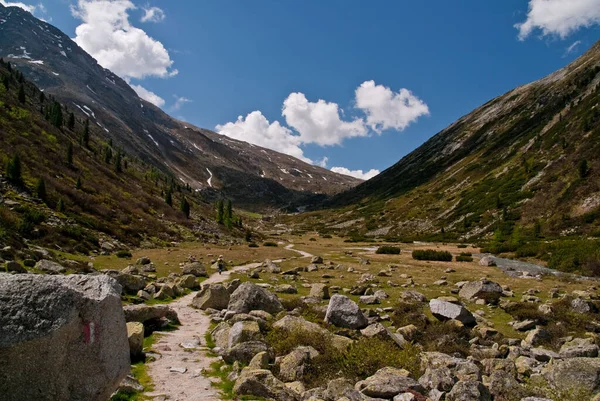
xmin=144 ymin=262 xmax=261 ymax=401
xmin=284 ymin=243 xmax=314 ymax=258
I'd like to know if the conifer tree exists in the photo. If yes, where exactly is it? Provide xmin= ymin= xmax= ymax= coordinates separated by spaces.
xmin=104 ymin=145 xmax=112 ymax=164
xmin=56 ymin=198 xmax=65 ymax=213
xmin=114 ymin=151 xmax=122 ymax=173
xmin=39 ymin=91 xmax=45 ymax=103
xmin=82 ymin=119 xmax=90 ymax=147
xmin=35 ymin=178 xmax=47 ymax=202
xmin=66 ymin=142 xmax=73 ymax=166
xmin=225 ymin=199 xmax=233 ymax=229
xmin=164 ymin=189 xmax=172 ymax=206
xmin=216 ymin=199 xmax=224 ymax=224
xmin=5 ymin=154 xmax=22 ymax=185
xmin=50 ymin=101 xmax=63 ymax=128
xmin=18 ymin=84 xmax=25 ymax=103
xmin=180 ymin=196 xmax=190 ymax=218
xmin=67 ymin=112 xmax=75 ymax=130
xmin=2 ymin=75 xmax=8 ymax=90
xmin=76 ymin=176 xmax=82 ymax=190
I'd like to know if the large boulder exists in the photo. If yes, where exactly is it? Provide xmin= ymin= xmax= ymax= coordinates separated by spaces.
xmin=479 ymin=256 xmax=496 ymax=267
xmin=126 ymin=322 xmax=144 ymax=359
xmin=447 ymin=380 xmax=491 ymax=401
xmin=542 ymin=357 xmax=600 ymax=395
xmin=228 ymin=282 xmax=283 ymax=314
xmin=355 ymin=367 xmax=424 ymax=398
xmin=233 ymin=369 xmax=300 ymax=401
xmin=324 ymin=294 xmax=368 ymax=329
xmin=458 ymin=280 xmax=503 ymax=304
xmin=182 ymin=262 xmax=207 ymax=277
xmin=279 ymin=346 xmax=318 ymax=382
xmin=122 ymin=304 xmax=179 ymax=325
xmin=192 ymin=284 xmax=230 ymax=310
xmin=228 ymin=321 xmax=263 ymax=348
xmin=176 ymin=274 xmax=199 ymax=290
xmin=225 ymin=341 xmax=271 ymax=364
xmin=429 ymin=299 xmax=475 ymax=325
xmin=310 ymin=283 xmax=330 ymax=299
xmin=34 ymin=259 xmax=67 ymax=274
xmin=272 ymin=315 xmax=353 ymax=352
xmin=0 ymin=274 xmax=129 ymax=401
xmin=5 ymin=261 xmax=26 ymax=274
xmin=264 ymin=260 xmax=281 ymax=273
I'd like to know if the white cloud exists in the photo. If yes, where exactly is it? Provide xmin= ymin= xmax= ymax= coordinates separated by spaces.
xmin=355 ymin=80 xmax=429 ymax=133
xmin=0 ymin=0 xmax=36 ymax=13
xmin=71 ymin=0 xmax=176 ymax=80
xmin=516 ymin=0 xmax=600 ymax=40
xmin=282 ymin=92 xmax=367 ymax=146
xmin=317 ymin=157 xmax=329 ymax=168
xmin=330 ymin=166 xmax=380 ymax=180
xmin=171 ymin=95 xmax=192 ymax=111
xmin=564 ymin=40 xmax=582 ymax=56
xmin=216 ymin=111 xmax=311 ymax=163
xmin=141 ymin=6 xmax=164 ymax=23
xmin=131 ymin=84 xmax=164 ymax=107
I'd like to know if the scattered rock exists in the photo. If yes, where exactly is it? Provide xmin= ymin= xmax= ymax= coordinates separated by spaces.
xmin=233 ymin=369 xmax=300 ymax=401
xmin=126 ymin=322 xmax=144 ymax=359
xmin=34 ymin=259 xmax=67 ymax=274
xmin=479 ymin=256 xmax=496 ymax=267
xmin=459 ymin=280 xmax=503 ymax=304
xmin=192 ymin=284 xmax=230 ymax=310
xmin=325 ymin=294 xmax=368 ymax=329
xmin=182 ymin=262 xmax=207 ymax=277
xmin=355 ymin=367 xmax=424 ymax=398
xmin=228 ymin=282 xmax=283 ymax=315
xmin=309 ymin=283 xmax=330 ymax=300
xmin=429 ymin=299 xmax=475 ymax=325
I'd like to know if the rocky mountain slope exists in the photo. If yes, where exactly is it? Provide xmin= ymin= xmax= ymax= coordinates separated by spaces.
xmin=296 ymin=40 xmax=600 ymax=240
xmin=0 ymin=4 xmax=359 ymax=212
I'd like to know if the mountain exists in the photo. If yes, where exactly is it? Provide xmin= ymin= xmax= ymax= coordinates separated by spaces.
xmin=0 ymin=4 xmax=359 ymax=212
xmin=293 ymin=40 xmax=600 ymax=240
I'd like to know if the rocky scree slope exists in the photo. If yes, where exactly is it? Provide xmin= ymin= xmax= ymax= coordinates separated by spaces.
xmin=301 ymin=40 xmax=600 ymax=239
xmin=0 ymin=4 xmax=360 ymax=212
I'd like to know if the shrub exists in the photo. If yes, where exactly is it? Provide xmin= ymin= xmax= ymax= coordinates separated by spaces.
xmin=248 ymin=242 xmax=258 ymax=248
xmin=412 ymin=249 xmax=452 ymax=261
xmin=390 ymin=301 xmax=427 ymax=329
xmin=116 ymin=250 xmax=132 ymax=258
xmin=263 ymin=241 xmax=278 ymax=247
xmin=376 ymin=245 xmax=401 ymax=255
xmin=457 ymin=244 xmax=468 ymax=248
xmin=456 ymin=255 xmax=473 ymax=262
xmin=320 ymin=234 xmax=332 ymax=239
xmin=309 ymin=237 xmax=317 ymax=241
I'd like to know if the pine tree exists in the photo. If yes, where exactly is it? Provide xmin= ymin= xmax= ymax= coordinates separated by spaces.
xmin=76 ymin=176 xmax=82 ymax=190
xmin=17 ymin=71 xmax=24 ymax=83
xmin=56 ymin=198 xmax=65 ymax=213
xmin=5 ymin=154 xmax=22 ymax=185
xmin=50 ymin=101 xmax=63 ymax=128
xmin=39 ymin=91 xmax=45 ymax=103
xmin=2 ymin=75 xmax=8 ymax=90
xmin=6 ymin=62 xmax=11 ymax=73
xmin=216 ymin=199 xmax=224 ymax=224
xmin=66 ymin=142 xmax=73 ymax=166
xmin=104 ymin=145 xmax=112 ymax=164
xmin=225 ymin=199 xmax=233 ymax=220
xmin=180 ymin=196 xmax=190 ymax=218
xmin=67 ymin=112 xmax=75 ymax=130
xmin=114 ymin=151 xmax=122 ymax=173
xmin=35 ymin=178 xmax=47 ymax=202
xmin=18 ymin=84 xmax=25 ymax=103
xmin=578 ymin=159 xmax=589 ymax=178
xmin=82 ymin=119 xmax=90 ymax=147
xmin=164 ymin=189 xmax=172 ymax=206
xmin=123 ymin=159 xmax=128 ymax=170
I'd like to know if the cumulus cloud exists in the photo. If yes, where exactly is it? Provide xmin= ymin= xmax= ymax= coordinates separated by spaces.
xmin=131 ymin=84 xmax=165 ymax=107
xmin=0 ymin=0 xmax=36 ymax=13
xmin=216 ymin=111 xmax=310 ymax=163
xmin=282 ymin=92 xmax=367 ymax=146
xmin=141 ymin=5 xmax=165 ymax=23
xmin=171 ymin=95 xmax=192 ymax=111
xmin=71 ymin=0 xmax=177 ymax=80
xmin=355 ymin=80 xmax=429 ymax=133
xmin=515 ymin=0 xmax=600 ymax=40
xmin=330 ymin=166 xmax=380 ymax=180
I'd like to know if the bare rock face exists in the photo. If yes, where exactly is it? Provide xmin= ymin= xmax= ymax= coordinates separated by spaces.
xmin=228 ymin=282 xmax=283 ymax=315
xmin=0 ymin=274 xmax=129 ymax=401
xmin=325 ymin=294 xmax=368 ymax=329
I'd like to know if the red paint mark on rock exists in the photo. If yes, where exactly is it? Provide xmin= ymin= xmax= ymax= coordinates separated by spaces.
xmin=83 ymin=321 xmax=97 ymax=344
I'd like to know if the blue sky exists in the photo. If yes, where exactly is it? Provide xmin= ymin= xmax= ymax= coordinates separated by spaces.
xmin=4 ymin=0 xmax=600 ymax=179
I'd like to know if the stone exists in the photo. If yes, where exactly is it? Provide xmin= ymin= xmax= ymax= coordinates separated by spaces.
xmin=0 ymin=274 xmax=129 ymax=401
xmin=279 ymin=346 xmax=318 ymax=382
xmin=226 ymin=341 xmax=271 ymax=364
xmin=513 ymin=320 xmax=536 ymax=331
xmin=274 ymin=284 xmax=297 ymax=294
xmin=136 ymin=257 xmax=151 ymax=265
xmin=542 ymin=357 xmax=600 ymax=395
xmin=5 ymin=261 xmax=26 ymax=274
xmin=233 ymin=369 xmax=300 ymax=401
xmin=176 ymin=274 xmax=199 ymax=290
xmin=248 ymin=351 xmax=271 ymax=370
xmin=394 ymin=393 xmax=417 ymax=401
xmin=309 ymin=283 xmax=330 ymax=299
xmin=264 ymin=260 xmax=281 ymax=273
xmin=123 ymin=304 xmax=179 ymax=325
xmin=479 ymin=256 xmax=496 ymax=266
xmin=419 ymin=367 xmax=456 ymax=392
xmin=401 ymin=290 xmax=427 ymax=303
xmin=571 ymin=298 xmax=592 ymax=314
xmin=228 ymin=321 xmax=263 ymax=348
xmin=325 ymin=294 xmax=368 ymax=329
xmin=182 ymin=262 xmax=207 ymax=277
xmin=397 ymin=324 xmax=419 ymax=341
xmin=447 ymin=380 xmax=491 ymax=401
xmin=559 ymin=337 xmax=599 ymax=358
xmin=355 ymin=367 xmax=424 ymax=398
xmin=226 ymin=279 xmax=242 ymax=294
xmin=211 ymin=322 xmax=231 ymax=349
xmin=311 ymin=256 xmax=323 ymax=264
xmin=228 ymin=282 xmax=283 ymax=315
xmin=192 ymin=284 xmax=230 ymax=310
xmin=523 ymin=328 xmax=550 ymax=346
xmin=359 ymin=295 xmax=380 ymax=305
xmin=458 ymin=280 xmax=503 ymax=304
xmin=487 ymin=371 xmax=524 ymax=400
xmin=118 ymin=375 xmax=144 ymax=394
xmin=126 ymin=322 xmax=144 ymax=358
xmin=34 ymin=259 xmax=67 ymax=274
xmin=429 ymin=299 xmax=475 ymax=325
xmin=530 ymin=347 xmax=560 ymax=362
